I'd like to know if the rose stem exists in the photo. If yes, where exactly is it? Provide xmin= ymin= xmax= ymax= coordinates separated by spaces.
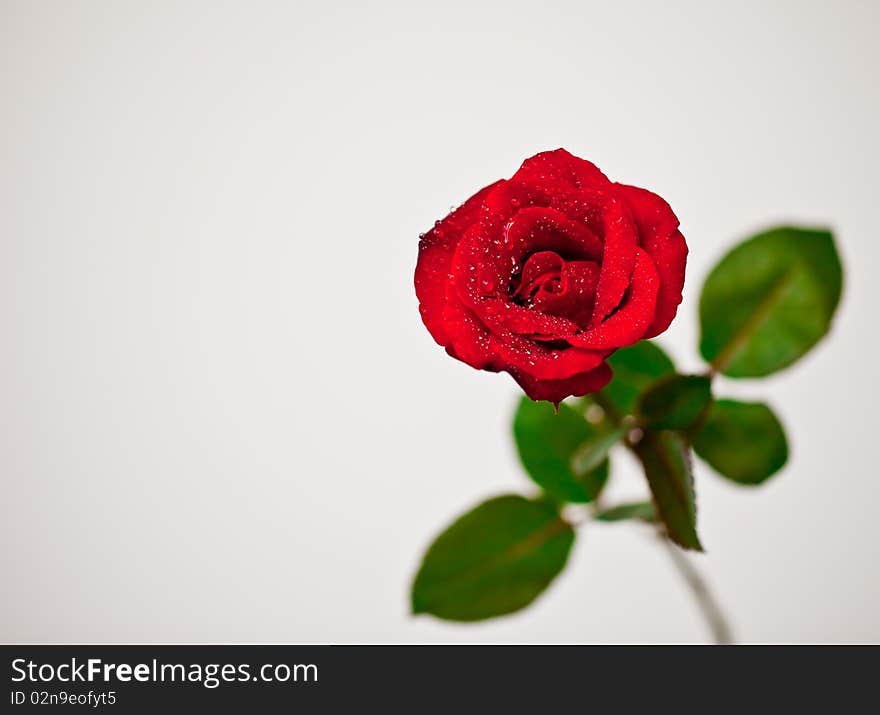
xmin=588 ymin=391 xmax=735 ymax=645
xmin=655 ymin=531 xmax=734 ymax=645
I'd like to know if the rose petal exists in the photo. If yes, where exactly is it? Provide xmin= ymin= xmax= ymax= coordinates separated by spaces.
xmin=513 ymin=148 xmax=612 ymax=192
xmin=585 ymin=192 xmax=640 ymax=327
xmin=531 ymin=260 xmax=601 ymax=327
xmin=567 ymin=248 xmax=660 ymax=350
xmin=479 ymin=149 xmax=610 ymax=222
xmin=449 ymin=221 xmax=583 ymax=340
xmin=415 ymin=180 xmax=503 ymax=346
xmin=479 ymin=299 xmax=581 ymax=338
xmin=509 ymin=362 xmax=613 ymax=404
xmin=488 ymin=329 xmax=609 ymax=381
xmin=515 ymin=250 xmax=565 ymax=298
xmin=440 ymin=290 xmax=499 ymax=371
xmin=503 ymin=206 xmax=603 ymax=262
xmin=614 ymin=183 xmax=687 ymax=337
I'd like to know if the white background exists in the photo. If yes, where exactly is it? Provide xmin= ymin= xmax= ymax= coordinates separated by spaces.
xmin=2 ymin=0 xmax=878 ymax=643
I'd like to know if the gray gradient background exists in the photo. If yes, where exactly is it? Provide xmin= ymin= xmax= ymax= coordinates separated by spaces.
xmin=2 ymin=0 xmax=878 ymax=643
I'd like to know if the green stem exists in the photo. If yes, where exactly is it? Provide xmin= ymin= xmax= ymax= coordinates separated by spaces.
xmin=657 ymin=533 xmax=734 ymax=644
xmin=585 ymin=393 xmax=735 ymax=644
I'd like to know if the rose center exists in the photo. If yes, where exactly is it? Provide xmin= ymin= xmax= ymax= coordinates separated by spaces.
xmin=512 ymin=250 xmax=601 ymax=327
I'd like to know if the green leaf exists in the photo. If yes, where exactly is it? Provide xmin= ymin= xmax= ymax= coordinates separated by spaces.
xmin=693 ymin=399 xmax=788 ymax=485
xmin=513 ymin=397 xmax=608 ymax=503
xmin=411 ymin=495 xmax=575 ymax=621
xmin=595 ymin=501 xmax=656 ymax=523
xmin=637 ymin=374 xmax=712 ymax=431
xmin=570 ymin=427 xmax=627 ymax=476
xmin=598 ymin=340 xmax=676 ymax=417
xmin=699 ymin=226 xmax=843 ymax=377
xmin=635 ymin=431 xmax=702 ymax=551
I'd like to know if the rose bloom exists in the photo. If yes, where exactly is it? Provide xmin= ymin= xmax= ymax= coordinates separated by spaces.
xmin=415 ymin=149 xmax=687 ymax=404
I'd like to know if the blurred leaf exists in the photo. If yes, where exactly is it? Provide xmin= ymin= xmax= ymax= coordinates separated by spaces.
xmin=411 ymin=495 xmax=575 ymax=621
xmin=570 ymin=427 xmax=626 ymax=477
xmin=693 ymin=399 xmax=788 ymax=485
xmin=595 ymin=501 xmax=656 ymax=523
xmin=700 ymin=226 xmax=843 ymax=377
xmin=637 ymin=374 xmax=712 ymax=431
xmin=513 ymin=397 xmax=608 ymax=503
xmin=598 ymin=341 xmax=676 ymax=417
xmin=635 ymin=431 xmax=702 ymax=551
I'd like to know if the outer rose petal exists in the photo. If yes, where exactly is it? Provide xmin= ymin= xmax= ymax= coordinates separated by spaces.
xmin=614 ymin=183 xmax=687 ymax=337
xmin=509 ymin=362 xmax=613 ymax=404
xmin=488 ymin=329 xmax=609 ymax=381
xmin=415 ymin=181 xmax=504 ymax=346
xmin=481 ymin=150 xmax=610 ymax=226
xmin=513 ymin=148 xmax=611 ymax=192
xmin=441 ymin=290 xmax=500 ymax=371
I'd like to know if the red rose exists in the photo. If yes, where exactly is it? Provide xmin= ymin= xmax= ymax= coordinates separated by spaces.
xmin=415 ymin=149 xmax=688 ymax=404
